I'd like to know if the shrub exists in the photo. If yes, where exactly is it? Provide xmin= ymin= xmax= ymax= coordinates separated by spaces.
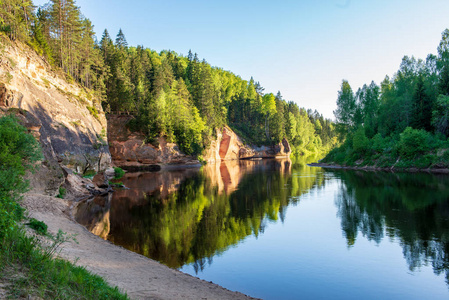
xmin=371 ymin=133 xmax=386 ymax=153
xmin=86 ymin=106 xmax=99 ymax=120
xmin=398 ymin=127 xmax=431 ymax=158
xmin=352 ymin=127 xmax=370 ymax=154
xmin=82 ymin=170 xmax=96 ymax=179
xmin=0 ymin=115 xmax=42 ymax=239
xmin=56 ymin=187 xmax=66 ymax=199
xmin=26 ymin=218 xmax=48 ymax=235
xmin=114 ymin=167 xmax=125 ymax=179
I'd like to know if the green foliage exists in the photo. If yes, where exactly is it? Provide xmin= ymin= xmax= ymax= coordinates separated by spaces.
xmin=398 ymin=127 xmax=432 ymax=158
xmin=432 ymin=94 xmax=449 ymax=136
xmin=0 ymin=115 xmax=42 ymax=240
xmin=328 ymin=29 xmax=449 ymax=168
xmin=86 ymin=105 xmax=99 ymax=120
xmin=334 ymin=80 xmax=356 ymax=131
xmin=114 ymin=167 xmax=125 ymax=179
xmin=1 ymin=0 xmax=336 ymax=158
xmin=0 ymin=227 xmax=129 ymax=299
xmin=352 ymin=127 xmax=370 ymax=154
xmin=0 ymin=115 xmax=127 ymax=299
xmin=26 ymin=218 xmax=48 ymax=235
xmin=0 ymin=0 xmax=33 ymax=41
xmin=56 ymin=187 xmax=66 ymax=199
xmin=371 ymin=133 xmax=387 ymax=153
xmin=82 ymin=169 xmax=96 ymax=179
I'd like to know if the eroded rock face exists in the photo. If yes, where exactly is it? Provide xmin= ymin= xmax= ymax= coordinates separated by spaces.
xmin=107 ymin=114 xmax=200 ymax=168
xmin=203 ymin=127 xmax=254 ymax=163
xmin=0 ymin=37 xmax=111 ymax=195
xmin=251 ymin=137 xmax=291 ymax=159
xmin=204 ymin=127 xmax=291 ymax=163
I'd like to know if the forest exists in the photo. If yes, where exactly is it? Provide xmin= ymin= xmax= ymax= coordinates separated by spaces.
xmin=0 ymin=0 xmax=337 ymax=157
xmin=326 ymin=29 xmax=449 ymax=168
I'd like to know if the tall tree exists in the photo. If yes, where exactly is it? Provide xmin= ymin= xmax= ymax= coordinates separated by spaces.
xmin=334 ymin=80 xmax=356 ymax=136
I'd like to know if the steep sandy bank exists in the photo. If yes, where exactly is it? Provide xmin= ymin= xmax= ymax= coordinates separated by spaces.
xmin=22 ymin=193 xmax=257 ymax=300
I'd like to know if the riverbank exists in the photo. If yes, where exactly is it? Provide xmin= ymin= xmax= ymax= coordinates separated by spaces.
xmin=21 ymin=193 xmax=257 ymax=300
xmin=308 ymin=162 xmax=449 ymax=174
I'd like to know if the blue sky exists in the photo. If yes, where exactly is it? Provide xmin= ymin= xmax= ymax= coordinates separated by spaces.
xmin=33 ymin=0 xmax=449 ymax=119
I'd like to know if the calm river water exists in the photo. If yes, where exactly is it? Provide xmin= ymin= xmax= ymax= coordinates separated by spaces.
xmin=76 ymin=158 xmax=449 ymax=299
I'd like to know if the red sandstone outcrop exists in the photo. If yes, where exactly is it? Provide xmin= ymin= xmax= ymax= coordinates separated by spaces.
xmin=108 ymin=116 xmax=291 ymax=167
xmin=107 ymin=114 xmax=200 ymax=168
xmin=204 ymin=127 xmax=255 ymax=162
xmin=204 ymin=127 xmax=291 ymax=163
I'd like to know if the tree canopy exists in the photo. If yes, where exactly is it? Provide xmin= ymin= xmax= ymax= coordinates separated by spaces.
xmin=0 ymin=0 xmax=336 ymax=156
xmin=326 ymin=29 xmax=449 ymax=168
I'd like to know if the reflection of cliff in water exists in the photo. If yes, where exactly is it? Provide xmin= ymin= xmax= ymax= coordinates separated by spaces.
xmin=75 ymin=194 xmax=111 ymax=240
xmin=332 ymin=170 xmax=449 ymax=285
xmin=76 ymin=158 xmax=326 ymax=270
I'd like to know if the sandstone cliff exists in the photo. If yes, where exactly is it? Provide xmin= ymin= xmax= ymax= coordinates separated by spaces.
xmin=108 ymin=117 xmax=291 ymax=167
xmin=107 ymin=114 xmax=200 ymax=169
xmin=108 ymin=114 xmax=291 ymax=167
xmin=204 ymin=127 xmax=291 ymax=163
xmin=0 ymin=36 xmax=111 ymax=196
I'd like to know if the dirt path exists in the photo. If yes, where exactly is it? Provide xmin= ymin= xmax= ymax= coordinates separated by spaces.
xmin=22 ymin=193 xmax=257 ymax=300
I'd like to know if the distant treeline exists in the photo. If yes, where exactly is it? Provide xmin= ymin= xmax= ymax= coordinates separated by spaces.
xmin=0 ymin=0 xmax=337 ymax=156
xmin=327 ymin=29 xmax=449 ymax=168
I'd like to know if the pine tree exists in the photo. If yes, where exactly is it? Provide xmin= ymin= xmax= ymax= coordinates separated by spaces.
xmin=115 ymin=28 xmax=127 ymax=49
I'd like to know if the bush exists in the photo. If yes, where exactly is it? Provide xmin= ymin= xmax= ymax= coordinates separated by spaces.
xmin=26 ymin=218 xmax=48 ymax=235
xmin=371 ymin=133 xmax=387 ymax=153
xmin=352 ymin=127 xmax=370 ymax=154
xmin=86 ymin=106 xmax=99 ymax=120
xmin=398 ymin=127 xmax=432 ymax=158
xmin=82 ymin=169 xmax=96 ymax=179
xmin=56 ymin=187 xmax=66 ymax=199
xmin=0 ymin=115 xmax=42 ymax=239
xmin=114 ymin=167 xmax=125 ymax=179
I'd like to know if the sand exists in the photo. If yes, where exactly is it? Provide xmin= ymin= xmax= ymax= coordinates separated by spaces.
xmin=21 ymin=193 xmax=257 ymax=300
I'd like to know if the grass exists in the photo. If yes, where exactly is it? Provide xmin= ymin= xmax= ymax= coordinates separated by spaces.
xmin=82 ymin=170 xmax=96 ymax=179
xmin=0 ymin=115 xmax=128 ymax=299
xmin=70 ymin=120 xmax=82 ymax=127
xmin=2 ymin=71 xmax=13 ymax=84
xmin=41 ymin=77 xmax=51 ymax=88
xmin=7 ymin=57 xmax=16 ymax=68
xmin=0 ymin=227 xmax=128 ymax=299
xmin=86 ymin=106 xmax=100 ymax=121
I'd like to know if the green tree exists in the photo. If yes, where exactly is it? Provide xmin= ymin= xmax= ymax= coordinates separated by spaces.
xmin=0 ymin=115 xmax=42 ymax=239
xmin=352 ymin=126 xmax=369 ymax=154
xmin=0 ymin=0 xmax=33 ymax=41
xmin=334 ymin=80 xmax=356 ymax=136
xmin=261 ymin=93 xmax=277 ymax=141
xmin=411 ymin=75 xmax=432 ymax=131
xmin=438 ymin=29 xmax=449 ymax=95
xmin=432 ymin=94 xmax=449 ymax=136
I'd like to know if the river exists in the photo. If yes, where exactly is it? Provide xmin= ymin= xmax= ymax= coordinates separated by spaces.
xmin=76 ymin=158 xmax=449 ymax=299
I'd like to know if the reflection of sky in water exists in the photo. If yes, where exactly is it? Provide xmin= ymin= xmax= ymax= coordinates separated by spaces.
xmin=78 ymin=160 xmax=449 ymax=300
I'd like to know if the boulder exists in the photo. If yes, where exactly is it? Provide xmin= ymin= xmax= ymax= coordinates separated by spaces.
xmin=93 ymin=172 xmax=109 ymax=189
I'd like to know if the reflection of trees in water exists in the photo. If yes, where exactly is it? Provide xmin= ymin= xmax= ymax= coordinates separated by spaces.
xmin=333 ymin=170 xmax=449 ymax=284
xmin=106 ymin=158 xmax=327 ymax=270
